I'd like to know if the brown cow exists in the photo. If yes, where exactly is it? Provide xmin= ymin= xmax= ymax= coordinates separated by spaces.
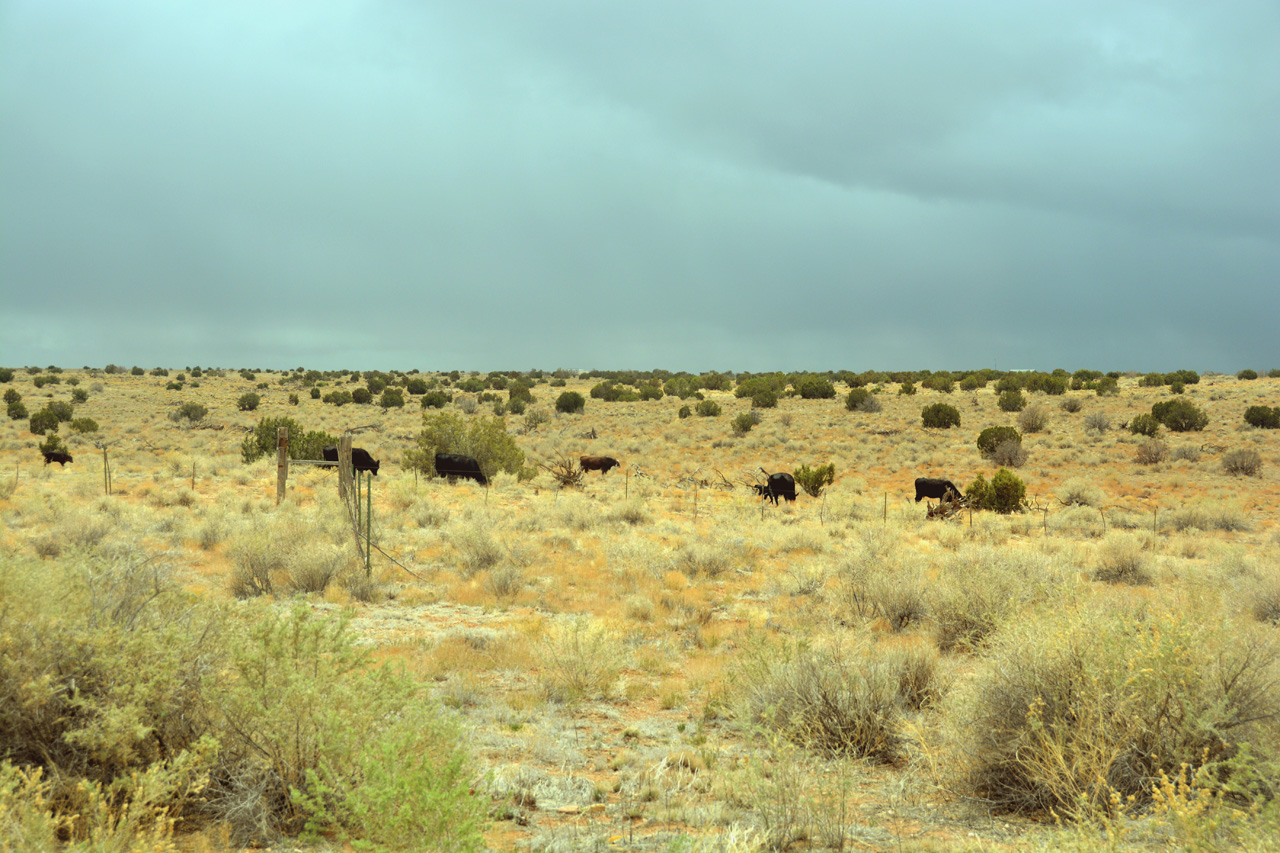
xmin=580 ymin=455 xmax=621 ymax=474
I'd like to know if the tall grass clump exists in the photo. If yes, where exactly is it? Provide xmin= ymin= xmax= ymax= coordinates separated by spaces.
xmin=733 ymin=636 xmax=904 ymax=763
xmin=536 ymin=617 xmax=627 ymax=704
xmin=947 ymin=600 xmax=1280 ymax=819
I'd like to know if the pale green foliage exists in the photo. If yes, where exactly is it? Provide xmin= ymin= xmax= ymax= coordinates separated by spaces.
xmin=408 ymin=411 xmax=526 ymax=481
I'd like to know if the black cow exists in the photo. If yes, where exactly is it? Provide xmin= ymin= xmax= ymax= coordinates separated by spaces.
xmin=42 ymin=450 xmax=73 ymax=467
xmin=753 ymin=472 xmax=797 ymax=505
xmin=580 ymin=455 xmax=621 ymax=475
xmin=322 ymin=446 xmax=381 ymax=475
xmin=914 ymin=477 xmax=962 ymax=503
xmin=435 ymin=452 xmax=488 ymax=486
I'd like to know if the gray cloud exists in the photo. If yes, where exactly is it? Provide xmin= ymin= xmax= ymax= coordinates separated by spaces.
xmin=3 ymin=0 xmax=1277 ymax=372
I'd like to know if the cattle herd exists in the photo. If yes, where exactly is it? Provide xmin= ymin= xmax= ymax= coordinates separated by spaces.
xmin=36 ymin=444 xmax=962 ymax=510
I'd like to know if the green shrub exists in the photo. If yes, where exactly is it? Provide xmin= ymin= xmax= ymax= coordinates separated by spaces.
xmin=130 ymin=366 xmax=145 ymax=376
xmin=695 ymin=399 xmax=722 ymax=417
xmin=921 ymin=403 xmax=960 ymax=429
xmin=7 ymin=400 xmax=28 ymax=420
xmin=752 ymin=389 xmax=778 ymax=408
xmin=408 ymin=412 xmax=526 ymax=481
xmin=735 ymin=374 xmax=786 ymax=399
xmin=898 ymin=381 xmax=917 ymax=396
xmin=405 ymin=378 xmax=429 ymax=395
xmin=959 ymin=374 xmax=987 ymax=391
xmin=793 ymin=463 xmax=835 ymax=497
xmin=976 ymin=426 xmax=1021 ymax=458
xmin=237 ymin=392 xmax=261 ymax=411
xmin=997 ymin=390 xmax=1026 ymax=412
xmin=1244 ymin=406 xmax=1280 ymax=429
xmin=732 ymin=411 xmax=760 ymax=436
xmin=323 ymin=389 xmax=353 ymax=406
xmin=637 ymin=384 xmax=663 ymax=401
xmin=69 ymin=417 xmax=99 ymax=434
xmin=1238 ymin=369 xmax=1258 ymax=380
xmin=0 ymin=368 xmax=12 ymax=382
xmin=455 ymin=377 xmax=484 ymax=393
xmin=552 ymin=391 xmax=583 ymax=414
xmin=1139 ymin=372 xmax=1166 ymax=387
xmin=45 ymin=400 xmax=73 ymax=422
xmin=28 ymin=409 xmax=60 ymax=435
xmin=2 ymin=388 xmax=18 ymax=405
xmin=1151 ymin=398 xmax=1208 ymax=432
xmin=1128 ymin=413 xmax=1161 ymax=436
xmin=421 ymin=390 xmax=451 ymax=409
xmin=921 ymin=374 xmax=955 ymax=393
xmin=1094 ymin=376 xmax=1119 ymax=395
xmin=795 ymin=375 xmax=836 ymax=399
xmin=351 ymin=387 xmax=373 ymax=405
xmin=70 ymin=387 xmax=89 ymax=403
xmin=678 ymin=405 xmax=692 ymax=419
xmin=215 ymin=603 xmax=486 ymax=847
xmin=845 ymin=387 xmax=870 ymax=411
xmin=949 ymin=601 xmax=1280 ymax=818
xmin=1016 ymin=404 xmax=1048 ymax=433
xmin=965 ymin=469 xmax=1026 ymax=513
xmin=379 ymin=389 xmax=405 ymax=409
xmin=240 ymin=417 xmax=339 ymax=463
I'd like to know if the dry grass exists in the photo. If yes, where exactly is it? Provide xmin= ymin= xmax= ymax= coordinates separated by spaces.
xmin=2 ymin=368 xmax=1278 ymax=851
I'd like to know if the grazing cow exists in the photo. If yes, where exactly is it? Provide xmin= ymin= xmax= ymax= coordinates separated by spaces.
xmin=435 ymin=452 xmax=488 ymax=486
xmin=42 ymin=450 xmax=73 ymax=467
xmin=753 ymin=472 xmax=797 ymax=505
xmin=580 ymin=455 xmax=621 ymax=475
xmin=322 ymin=445 xmax=381 ymax=475
xmin=914 ymin=477 xmax=962 ymax=504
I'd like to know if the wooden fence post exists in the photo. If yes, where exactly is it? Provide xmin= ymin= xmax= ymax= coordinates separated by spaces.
xmin=338 ymin=434 xmax=353 ymax=501
xmin=275 ymin=427 xmax=288 ymax=505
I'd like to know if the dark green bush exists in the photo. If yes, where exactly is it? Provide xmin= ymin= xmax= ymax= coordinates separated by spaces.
xmin=237 ymin=393 xmax=261 ymax=412
xmin=1151 ymin=398 xmax=1208 ymax=432
xmin=997 ymin=390 xmax=1027 ymax=412
xmin=845 ymin=387 xmax=870 ymax=411
xmin=406 ymin=378 xmax=429 ymax=395
xmin=921 ymin=403 xmax=961 ymax=429
xmin=1139 ymin=372 xmax=1166 ymax=387
xmin=69 ymin=417 xmax=99 ymax=434
xmin=795 ymin=375 xmax=836 ymax=399
xmin=555 ymin=391 xmax=585 ymax=414
xmin=508 ymin=383 xmax=535 ymax=404
xmin=0 ymin=368 xmax=12 ymax=383
xmin=455 ymin=378 xmax=485 ymax=393
xmin=921 ymin=374 xmax=955 ymax=393
xmin=637 ymin=384 xmax=664 ymax=401
xmin=168 ymin=401 xmax=209 ymax=424
xmin=1237 ymin=369 xmax=1258 ymax=380
xmin=977 ymin=426 xmax=1021 ymax=458
xmin=323 ymin=389 xmax=353 ymax=406
xmin=421 ymin=390 xmax=451 ymax=409
xmin=793 ymin=463 xmax=836 ymax=497
xmin=46 ymin=400 xmax=74 ymax=422
xmin=1244 ymin=406 xmax=1280 ymax=429
xmin=695 ymin=399 xmax=722 ymax=417
xmin=408 ymin=412 xmax=526 ymax=481
xmin=1128 ymin=413 xmax=1161 ymax=436
xmin=70 ymin=387 xmax=89 ymax=403
xmin=734 ymin=374 xmax=786 ymax=399
xmin=898 ymin=381 xmax=917 ymax=396
xmin=351 ymin=388 xmax=373 ymax=405
xmin=130 ymin=366 xmax=145 ymax=376
xmin=241 ymin=417 xmax=339 ymax=463
xmin=1094 ymin=376 xmax=1119 ymax=396
xmin=32 ymin=375 xmax=59 ymax=388
xmin=379 ymin=389 xmax=405 ymax=409
xmin=310 ymin=386 xmax=321 ymax=399
xmin=678 ymin=405 xmax=692 ymax=419
xmin=3 ymin=388 xmax=19 ymax=404
xmin=752 ymin=389 xmax=778 ymax=409
xmin=966 ymin=469 xmax=1026 ymax=513
xmin=8 ymin=400 xmax=28 ymax=420
xmin=959 ymin=374 xmax=987 ymax=391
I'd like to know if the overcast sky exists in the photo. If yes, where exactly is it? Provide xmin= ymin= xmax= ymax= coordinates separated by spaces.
xmin=3 ymin=1 xmax=1277 ymax=374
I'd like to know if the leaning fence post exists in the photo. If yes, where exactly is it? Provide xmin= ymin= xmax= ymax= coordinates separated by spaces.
xmin=275 ymin=427 xmax=288 ymax=505
xmin=883 ymin=493 xmax=888 ymax=523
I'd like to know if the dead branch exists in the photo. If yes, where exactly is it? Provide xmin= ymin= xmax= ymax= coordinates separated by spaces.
xmin=538 ymin=453 xmax=585 ymax=489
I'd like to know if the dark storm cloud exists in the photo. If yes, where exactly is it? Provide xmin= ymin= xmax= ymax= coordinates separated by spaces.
xmin=2 ymin=1 xmax=1276 ymax=372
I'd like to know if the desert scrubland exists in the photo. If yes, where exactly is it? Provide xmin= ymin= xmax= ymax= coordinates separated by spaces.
xmin=2 ymin=366 xmax=1279 ymax=853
